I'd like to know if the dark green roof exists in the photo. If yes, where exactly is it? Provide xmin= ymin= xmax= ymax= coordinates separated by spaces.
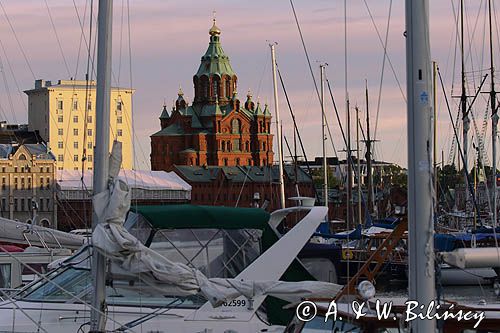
xmin=195 ymin=23 xmax=235 ymax=78
xmin=132 ymin=204 xmax=270 ymax=230
xmin=174 ymin=165 xmax=313 ymax=184
xmin=151 ymin=123 xmax=185 ymax=136
xmin=159 ymin=105 xmax=170 ymax=119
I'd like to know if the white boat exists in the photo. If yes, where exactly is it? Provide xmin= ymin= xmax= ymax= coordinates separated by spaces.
xmin=0 ymin=203 xmax=341 ymax=332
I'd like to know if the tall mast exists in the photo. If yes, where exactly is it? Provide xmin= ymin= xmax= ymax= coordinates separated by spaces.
xmin=346 ymin=99 xmax=352 ymax=230
xmin=405 ymin=0 xmax=436 ymax=331
xmin=489 ymin=0 xmax=497 ymax=226
xmin=320 ymin=64 xmax=328 ymax=208
xmin=461 ymin=0 xmax=470 ymax=213
xmin=365 ymin=82 xmax=374 ymax=215
xmin=433 ymin=61 xmax=438 ymax=214
xmin=356 ymin=106 xmax=362 ymax=226
xmin=270 ymin=43 xmax=286 ymax=209
xmin=90 ymin=0 xmax=113 ymax=332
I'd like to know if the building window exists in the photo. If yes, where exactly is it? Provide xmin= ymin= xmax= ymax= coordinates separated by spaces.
xmin=245 ymin=141 xmax=249 ymax=152
xmin=116 ymin=99 xmax=122 ymax=112
xmin=236 ymin=158 xmax=240 ymax=166
xmin=14 ymin=177 xmax=18 ymax=190
xmin=57 ymin=100 xmax=63 ymax=110
xmin=46 ymin=177 xmax=50 ymax=189
xmin=73 ymin=115 xmax=78 ymax=123
xmin=225 ymin=80 xmax=231 ymax=98
xmin=14 ymin=199 xmax=18 ymax=211
xmin=14 ymin=167 xmax=17 ymax=173
xmin=221 ymin=141 xmax=226 ymax=152
xmin=88 ymin=142 xmax=93 ymax=149
xmin=73 ymin=99 xmax=78 ymax=110
xmin=21 ymin=177 xmax=25 ymax=189
xmin=58 ymin=115 xmax=63 ymax=123
xmin=73 ymin=141 xmax=78 ymax=149
xmin=73 ymin=155 xmax=79 ymax=162
xmin=87 ymin=155 xmax=93 ymax=162
xmin=20 ymin=198 xmax=25 ymax=211
xmin=58 ymin=141 xmax=63 ymax=149
xmin=231 ymin=119 xmax=240 ymax=134
xmin=87 ymin=129 xmax=92 ymax=136
xmin=223 ymin=158 xmax=228 ymax=166
xmin=73 ymin=128 xmax=78 ymax=135
xmin=262 ymin=141 xmax=266 ymax=151
xmin=117 ymin=129 xmax=123 ymax=137
xmin=87 ymin=115 xmax=92 ymax=123
xmin=58 ymin=155 xmax=63 ymax=162
xmin=1 ymin=177 xmax=5 ymax=190
xmin=87 ymin=100 xmax=92 ymax=110
xmin=58 ymin=166 xmax=63 ymax=170
xmin=233 ymin=139 xmax=240 ymax=151
xmin=27 ymin=177 xmax=31 ymax=189
xmin=58 ymin=128 xmax=63 ymax=136
xmin=117 ymin=116 xmax=122 ymax=124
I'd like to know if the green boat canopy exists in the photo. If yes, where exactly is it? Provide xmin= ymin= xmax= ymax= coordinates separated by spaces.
xmin=131 ymin=205 xmax=270 ymax=230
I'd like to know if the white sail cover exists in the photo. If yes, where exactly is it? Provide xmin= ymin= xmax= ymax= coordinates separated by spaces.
xmin=92 ymin=176 xmax=342 ymax=307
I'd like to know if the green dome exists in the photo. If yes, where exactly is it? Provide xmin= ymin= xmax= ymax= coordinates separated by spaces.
xmin=195 ymin=20 xmax=235 ymax=78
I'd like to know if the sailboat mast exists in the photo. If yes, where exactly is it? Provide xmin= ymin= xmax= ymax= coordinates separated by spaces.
xmin=356 ymin=106 xmax=362 ymax=226
xmin=270 ymin=43 xmax=286 ymax=209
xmin=347 ymin=99 xmax=352 ymax=230
xmin=320 ymin=64 xmax=328 ymax=208
xmin=461 ymin=0 xmax=470 ymax=213
xmin=365 ymin=82 xmax=374 ymax=215
xmin=489 ymin=0 xmax=497 ymax=226
xmin=405 ymin=0 xmax=436 ymax=331
xmin=90 ymin=0 xmax=113 ymax=332
xmin=433 ymin=61 xmax=438 ymax=214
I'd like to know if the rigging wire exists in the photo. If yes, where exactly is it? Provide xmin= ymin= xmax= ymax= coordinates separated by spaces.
xmin=0 ymin=1 xmax=36 ymax=79
xmin=43 ymin=0 xmax=71 ymax=78
xmin=438 ymin=67 xmax=482 ymax=221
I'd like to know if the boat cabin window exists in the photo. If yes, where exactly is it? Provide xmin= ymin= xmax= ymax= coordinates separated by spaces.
xmin=150 ymin=228 xmax=262 ymax=278
xmin=21 ymin=267 xmax=91 ymax=302
xmin=18 ymin=266 xmax=206 ymax=308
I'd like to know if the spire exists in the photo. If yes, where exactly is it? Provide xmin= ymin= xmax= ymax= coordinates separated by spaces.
xmin=215 ymin=94 xmax=223 ymax=115
xmin=245 ymin=89 xmax=255 ymax=111
xmin=255 ymin=100 xmax=264 ymax=116
xmin=176 ymin=86 xmax=187 ymax=110
xmin=264 ymin=103 xmax=271 ymax=117
xmin=159 ymin=103 xmax=170 ymax=120
xmin=195 ymin=19 xmax=235 ymax=79
xmin=209 ymin=16 xmax=221 ymax=36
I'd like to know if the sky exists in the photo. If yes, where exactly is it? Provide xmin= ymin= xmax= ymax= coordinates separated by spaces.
xmin=0 ymin=0 xmax=497 ymax=170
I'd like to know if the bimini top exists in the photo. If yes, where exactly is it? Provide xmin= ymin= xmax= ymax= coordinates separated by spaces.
xmin=131 ymin=204 xmax=270 ymax=230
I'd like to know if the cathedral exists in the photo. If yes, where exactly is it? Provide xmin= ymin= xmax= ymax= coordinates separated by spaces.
xmin=150 ymin=20 xmax=274 ymax=171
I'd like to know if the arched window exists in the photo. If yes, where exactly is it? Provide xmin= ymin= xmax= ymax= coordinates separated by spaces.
xmin=225 ymin=79 xmax=231 ymax=98
xmin=213 ymin=77 xmax=220 ymax=97
xmin=18 ymin=154 xmax=26 ymax=160
xmin=231 ymin=118 xmax=240 ymax=134
xmin=222 ymin=141 xmax=226 ymax=151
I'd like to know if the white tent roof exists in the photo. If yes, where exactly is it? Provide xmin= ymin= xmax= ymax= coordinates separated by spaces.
xmin=57 ymin=170 xmax=191 ymax=192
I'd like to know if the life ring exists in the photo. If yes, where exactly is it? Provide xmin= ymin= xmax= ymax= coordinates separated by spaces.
xmin=342 ymin=249 xmax=354 ymax=260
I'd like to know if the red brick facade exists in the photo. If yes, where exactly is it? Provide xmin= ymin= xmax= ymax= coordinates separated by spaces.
xmin=151 ymin=22 xmax=273 ymax=171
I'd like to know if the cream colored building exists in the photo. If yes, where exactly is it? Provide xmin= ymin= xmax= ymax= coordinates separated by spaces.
xmin=25 ymin=79 xmax=134 ymax=170
xmin=0 ymin=143 xmax=57 ymax=227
